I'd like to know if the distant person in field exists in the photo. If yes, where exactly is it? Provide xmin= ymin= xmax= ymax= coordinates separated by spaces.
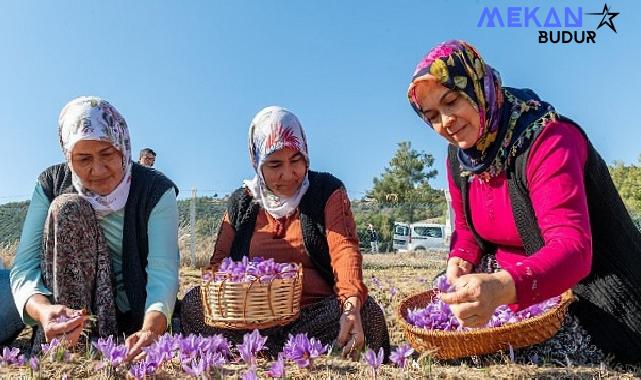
xmin=180 ymin=106 xmax=390 ymax=360
xmin=366 ymin=224 xmax=379 ymax=253
xmin=10 ymin=96 xmax=179 ymax=359
xmin=407 ymin=40 xmax=641 ymax=364
xmin=138 ymin=148 xmax=157 ymax=168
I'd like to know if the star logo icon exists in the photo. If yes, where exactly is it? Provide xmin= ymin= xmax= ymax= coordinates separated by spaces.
xmin=586 ymin=4 xmax=620 ymax=33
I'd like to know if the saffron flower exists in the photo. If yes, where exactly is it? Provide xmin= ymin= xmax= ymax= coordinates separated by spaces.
xmin=364 ymin=347 xmax=384 ymax=370
xmin=93 ymin=336 xmax=127 ymax=367
xmin=389 ymin=344 xmax=413 ymax=368
xmin=407 ymin=275 xmax=561 ymax=330
xmin=371 ymin=275 xmax=383 ymax=289
xmin=207 ymin=256 xmax=298 ymax=283
xmin=237 ymin=329 xmax=267 ymax=365
xmin=0 ymin=347 xmax=19 ymax=365
xmin=242 ymin=368 xmax=258 ymax=380
xmin=182 ymin=356 xmax=207 ymax=377
xmin=266 ymin=354 xmax=285 ymax=378
xmin=129 ymin=362 xmax=147 ymax=380
xmin=282 ymin=333 xmax=328 ymax=369
xmin=29 ymin=356 xmax=40 ymax=371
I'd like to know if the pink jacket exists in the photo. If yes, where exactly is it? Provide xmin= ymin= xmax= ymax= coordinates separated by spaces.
xmin=448 ymin=121 xmax=592 ymax=310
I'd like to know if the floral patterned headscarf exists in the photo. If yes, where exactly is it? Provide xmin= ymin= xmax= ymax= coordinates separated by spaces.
xmin=58 ymin=96 xmax=132 ymax=218
xmin=407 ymin=40 xmax=504 ymax=173
xmin=243 ymin=106 xmax=310 ymax=219
xmin=407 ymin=40 xmax=555 ymax=176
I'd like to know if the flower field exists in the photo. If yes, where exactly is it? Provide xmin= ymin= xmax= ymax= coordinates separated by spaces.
xmin=1 ymin=251 xmax=640 ymax=379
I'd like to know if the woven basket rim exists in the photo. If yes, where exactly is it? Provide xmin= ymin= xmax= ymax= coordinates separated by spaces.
xmin=203 ymin=262 xmax=303 ymax=283
xmin=396 ymin=288 xmax=573 ymax=338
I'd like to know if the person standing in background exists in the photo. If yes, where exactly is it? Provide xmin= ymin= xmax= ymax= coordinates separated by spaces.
xmin=138 ymin=148 xmax=156 ymax=168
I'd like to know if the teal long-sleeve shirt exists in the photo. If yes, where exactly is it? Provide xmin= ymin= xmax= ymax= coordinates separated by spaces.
xmin=10 ymin=183 xmax=179 ymax=326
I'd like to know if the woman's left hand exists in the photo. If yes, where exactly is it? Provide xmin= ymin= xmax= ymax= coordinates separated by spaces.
xmin=438 ymin=271 xmax=517 ymax=328
xmin=125 ymin=329 xmax=158 ymax=362
xmin=125 ymin=311 xmax=166 ymax=362
xmin=336 ymin=296 xmax=365 ymax=361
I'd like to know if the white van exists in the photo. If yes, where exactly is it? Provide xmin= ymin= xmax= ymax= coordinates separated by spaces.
xmin=393 ymin=222 xmax=447 ymax=252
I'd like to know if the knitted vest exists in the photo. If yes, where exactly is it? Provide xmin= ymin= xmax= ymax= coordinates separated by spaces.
xmin=448 ymin=118 xmax=641 ymax=363
xmin=227 ymin=171 xmax=343 ymax=287
xmin=39 ymin=163 xmax=178 ymax=333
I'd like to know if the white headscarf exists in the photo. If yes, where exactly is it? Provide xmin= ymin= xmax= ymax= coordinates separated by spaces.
xmin=58 ymin=96 xmax=132 ymax=219
xmin=243 ymin=106 xmax=310 ymax=219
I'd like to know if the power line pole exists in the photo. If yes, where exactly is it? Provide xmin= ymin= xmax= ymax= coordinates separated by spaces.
xmin=190 ymin=187 xmax=197 ymax=267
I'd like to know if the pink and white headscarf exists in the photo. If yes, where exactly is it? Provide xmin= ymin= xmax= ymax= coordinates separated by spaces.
xmin=58 ymin=96 xmax=132 ymax=218
xmin=243 ymin=106 xmax=310 ymax=219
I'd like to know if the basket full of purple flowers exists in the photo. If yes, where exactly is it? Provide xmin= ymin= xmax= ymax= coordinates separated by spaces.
xmin=396 ymin=276 xmax=573 ymax=359
xmin=201 ymin=256 xmax=303 ymax=329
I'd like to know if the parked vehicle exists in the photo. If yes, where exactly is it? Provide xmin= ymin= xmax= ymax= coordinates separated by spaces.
xmin=392 ymin=221 xmax=447 ymax=252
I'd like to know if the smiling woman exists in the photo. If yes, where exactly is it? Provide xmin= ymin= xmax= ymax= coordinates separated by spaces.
xmin=407 ymin=40 xmax=641 ymax=364
xmin=8 ymin=96 xmax=180 ymax=359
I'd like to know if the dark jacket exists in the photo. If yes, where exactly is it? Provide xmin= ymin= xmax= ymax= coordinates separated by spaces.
xmin=39 ymin=162 xmax=178 ymax=333
xmin=227 ymin=171 xmax=343 ymax=287
xmin=448 ymin=118 xmax=641 ymax=363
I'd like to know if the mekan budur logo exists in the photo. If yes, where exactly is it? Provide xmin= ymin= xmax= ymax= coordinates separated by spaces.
xmin=477 ymin=3 xmax=620 ymax=44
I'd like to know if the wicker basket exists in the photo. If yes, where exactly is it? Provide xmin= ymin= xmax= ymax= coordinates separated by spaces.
xmin=397 ymin=289 xmax=574 ymax=360
xmin=201 ymin=264 xmax=303 ymax=329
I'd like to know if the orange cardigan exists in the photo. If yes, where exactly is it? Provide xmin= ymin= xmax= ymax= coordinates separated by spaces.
xmin=209 ymin=188 xmax=368 ymax=306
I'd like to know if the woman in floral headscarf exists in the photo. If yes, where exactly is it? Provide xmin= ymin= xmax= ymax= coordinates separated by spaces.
xmin=180 ymin=106 xmax=390 ymax=360
xmin=10 ymin=96 xmax=179 ymax=359
xmin=408 ymin=40 xmax=641 ymax=364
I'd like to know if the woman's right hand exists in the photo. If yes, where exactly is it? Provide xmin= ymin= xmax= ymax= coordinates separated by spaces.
xmin=27 ymin=295 xmax=86 ymax=345
xmin=445 ymin=257 xmax=473 ymax=286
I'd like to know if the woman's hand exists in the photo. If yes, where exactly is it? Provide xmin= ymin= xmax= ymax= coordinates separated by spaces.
xmin=125 ymin=310 xmax=166 ymax=362
xmin=336 ymin=296 xmax=365 ymax=361
xmin=445 ymin=256 xmax=473 ymax=286
xmin=27 ymin=295 xmax=86 ymax=345
xmin=439 ymin=271 xmax=517 ymax=328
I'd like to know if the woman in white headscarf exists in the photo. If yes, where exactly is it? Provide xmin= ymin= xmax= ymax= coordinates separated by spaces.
xmin=10 ymin=96 xmax=179 ymax=360
xmin=180 ymin=106 xmax=390 ymax=361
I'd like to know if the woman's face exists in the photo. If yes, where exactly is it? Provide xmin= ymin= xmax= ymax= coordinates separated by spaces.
xmin=414 ymin=80 xmax=482 ymax=149
xmin=261 ymin=147 xmax=307 ymax=198
xmin=71 ymin=140 xmax=125 ymax=196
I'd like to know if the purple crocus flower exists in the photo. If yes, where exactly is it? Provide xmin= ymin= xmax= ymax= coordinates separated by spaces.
xmin=182 ymin=356 xmax=207 ymax=377
xmin=364 ymin=347 xmax=384 ymax=370
xmin=389 ymin=286 xmax=398 ymax=299
xmin=29 ymin=356 xmax=40 ymax=371
xmin=242 ymin=368 xmax=258 ymax=380
xmin=1 ymin=347 xmax=20 ymax=366
xmin=41 ymin=338 xmax=62 ymax=356
xmin=389 ymin=344 xmax=413 ymax=368
xmin=105 ymin=344 xmax=128 ymax=367
xmin=371 ymin=275 xmax=383 ymax=289
xmin=237 ymin=330 xmax=267 ymax=365
xmin=202 ymin=334 xmax=231 ymax=358
xmin=92 ymin=336 xmax=115 ymax=358
xmin=282 ymin=333 xmax=328 ymax=369
xmin=203 ymin=351 xmax=227 ymax=368
xmin=129 ymin=362 xmax=147 ymax=380
xmin=266 ymin=354 xmax=285 ymax=378
xmin=179 ymin=334 xmax=203 ymax=362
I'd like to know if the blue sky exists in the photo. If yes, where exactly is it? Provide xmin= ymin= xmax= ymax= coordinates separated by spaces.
xmin=1 ymin=0 xmax=639 ymax=203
